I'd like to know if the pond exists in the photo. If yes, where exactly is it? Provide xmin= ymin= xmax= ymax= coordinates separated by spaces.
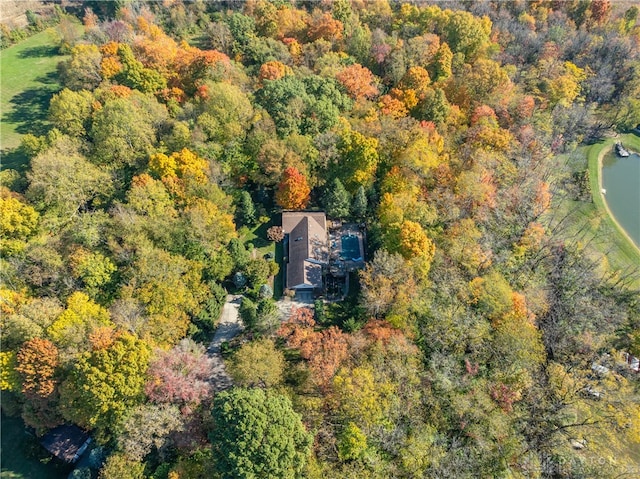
xmin=601 ymin=151 xmax=640 ymax=249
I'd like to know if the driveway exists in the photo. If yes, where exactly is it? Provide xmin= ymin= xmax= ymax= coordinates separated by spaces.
xmin=207 ymin=295 xmax=243 ymax=391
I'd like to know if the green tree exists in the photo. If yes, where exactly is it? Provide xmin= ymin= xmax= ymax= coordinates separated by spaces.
xmin=58 ymin=44 xmax=102 ymax=90
xmin=197 ymin=82 xmax=254 ymax=144
xmin=27 ymin=138 xmax=112 ymax=222
xmin=336 ymin=121 xmax=379 ymax=192
xmin=91 ymin=95 xmax=166 ymax=169
xmin=115 ymin=44 xmax=167 ymax=94
xmin=351 ymin=185 xmax=368 ymax=219
xmin=244 ymin=258 xmax=271 ymax=289
xmin=99 ymin=453 xmax=145 ymax=479
xmin=210 ymin=388 xmax=313 ymax=479
xmin=59 ymin=333 xmax=151 ymax=443
xmin=442 ymin=10 xmax=491 ymax=61
xmin=227 ymin=339 xmax=285 ymax=388
xmin=237 ymin=191 xmax=256 ymax=226
xmin=48 ymin=89 xmax=94 ymax=137
xmin=337 ymin=422 xmax=368 ymax=461
xmin=323 ymin=178 xmax=351 ymax=219
xmin=239 ymin=297 xmax=258 ymax=330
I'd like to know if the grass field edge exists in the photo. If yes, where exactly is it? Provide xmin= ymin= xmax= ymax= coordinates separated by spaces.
xmin=587 ymin=134 xmax=640 ymax=265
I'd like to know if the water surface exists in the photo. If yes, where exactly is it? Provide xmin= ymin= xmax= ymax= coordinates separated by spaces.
xmin=601 ymin=151 xmax=640 ymax=248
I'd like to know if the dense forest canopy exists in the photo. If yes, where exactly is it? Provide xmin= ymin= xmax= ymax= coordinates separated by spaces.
xmin=1 ymin=1 xmax=640 ymax=478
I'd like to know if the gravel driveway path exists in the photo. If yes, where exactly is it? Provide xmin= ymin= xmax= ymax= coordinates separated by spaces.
xmin=207 ymin=295 xmax=243 ymax=391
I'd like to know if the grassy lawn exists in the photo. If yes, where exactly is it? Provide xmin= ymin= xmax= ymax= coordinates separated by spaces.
xmin=1 ymin=413 xmax=71 ymax=479
xmin=0 ymin=28 xmax=73 ymax=170
xmin=548 ymin=134 xmax=640 ymax=289
xmin=239 ymin=218 xmax=280 ymax=295
xmin=240 ymin=220 xmax=276 ymax=259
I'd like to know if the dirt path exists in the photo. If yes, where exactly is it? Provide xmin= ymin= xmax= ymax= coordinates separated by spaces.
xmin=207 ymin=295 xmax=243 ymax=392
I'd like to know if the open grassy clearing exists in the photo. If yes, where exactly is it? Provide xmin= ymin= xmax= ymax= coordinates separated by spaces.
xmin=0 ymin=413 xmax=71 ymax=479
xmin=548 ymin=134 xmax=640 ymax=289
xmin=0 ymin=28 xmax=70 ymax=169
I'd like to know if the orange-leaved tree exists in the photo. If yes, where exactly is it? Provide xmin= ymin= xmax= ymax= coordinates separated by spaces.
xmin=16 ymin=338 xmax=59 ymax=398
xmin=336 ymin=64 xmax=379 ymax=101
xmin=275 ymin=167 xmax=310 ymax=210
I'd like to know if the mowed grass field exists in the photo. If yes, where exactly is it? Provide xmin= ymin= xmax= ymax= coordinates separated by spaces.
xmin=1 ymin=29 xmax=69 ymax=169
xmin=548 ymin=134 xmax=640 ymax=289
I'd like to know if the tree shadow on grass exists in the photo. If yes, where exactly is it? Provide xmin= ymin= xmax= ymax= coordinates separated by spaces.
xmin=16 ymin=44 xmax=60 ymax=59
xmin=0 ymin=147 xmax=30 ymax=174
xmin=3 ymin=84 xmax=59 ymax=137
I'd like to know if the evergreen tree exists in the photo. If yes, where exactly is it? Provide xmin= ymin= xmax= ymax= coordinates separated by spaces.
xmin=237 ymin=191 xmax=256 ymax=226
xmin=351 ymin=185 xmax=368 ymax=219
xmin=324 ymin=178 xmax=351 ymax=219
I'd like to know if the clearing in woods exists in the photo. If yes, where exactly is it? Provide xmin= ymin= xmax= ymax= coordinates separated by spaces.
xmin=1 ymin=28 xmax=69 ymax=170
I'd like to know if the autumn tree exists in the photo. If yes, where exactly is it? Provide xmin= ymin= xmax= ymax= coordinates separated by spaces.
xmin=117 ymin=404 xmax=184 ymax=461
xmin=275 ymin=166 xmax=311 ymax=210
xmin=16 ymin=338 xmax=59 ymax=398
xmin=278 ymin=308 xmax=349 ymax=388
xmin=332 ymin=365 xmax=394 ymax=429
xmin=47 ymin=292 xmax=112 ymax=355
xmin=145 ymin=339 xmax=213 ymax=407
xmin=336 ymin=121 xmax=379 ymax=192
xmin=120 ymin=245 xmax=208 ymax=346
xmin=267 ymin=226 xmax=284 ymax=242
xmin=335 ymin=64 xmax=379 ymax=101
xmin=0 ymin=190 xmax=39 ymax=255
xmin=59 ymin=333 xmax=151 ymax=442
xmin=258 ymin=61 xmax=292 ymax=83
xmin=48 ymin=89 xmax=94 ymax=137
xmin=58 ymin=44 xmax=103 ymax=90
xmin=99 ymin=453 xmax=145 ymax=479
xmin=359 ymin=250 xmax=417 ymax=320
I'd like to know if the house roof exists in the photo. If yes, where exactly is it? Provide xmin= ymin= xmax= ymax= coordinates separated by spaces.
xmin=41 ymin=424 xmax=91 ymax=464
xmin=282 ymin=212 xmax=327 ymax=290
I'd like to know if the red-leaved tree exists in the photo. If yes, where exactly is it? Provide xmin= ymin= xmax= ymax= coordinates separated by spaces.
xmin=145 ymin=339 xmax=213 ymax=408
xmin=277 ymin=307 xmax=348 ymax=388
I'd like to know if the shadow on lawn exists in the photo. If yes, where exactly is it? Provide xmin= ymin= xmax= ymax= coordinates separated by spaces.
xmin=0 ymin=147 xmax=30 ymax=174
xmin=16 ymin=44 xmax=60 ymax=59
xmin=247 ymin=221 xmax=272 ymax=250
xmin=3 ymin=82 xmax=59 ymax=137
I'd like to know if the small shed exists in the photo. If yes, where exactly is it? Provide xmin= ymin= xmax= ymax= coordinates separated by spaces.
xmin=40 ymin=424 xmax=91 ymax=464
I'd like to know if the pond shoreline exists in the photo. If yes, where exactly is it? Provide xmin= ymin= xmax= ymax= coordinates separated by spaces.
xmin=590 ymin=137 xmax=640 ymax=258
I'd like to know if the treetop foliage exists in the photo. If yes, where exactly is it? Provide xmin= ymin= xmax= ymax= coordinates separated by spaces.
xmin=3 ymin=0 xmax=640 ymax=477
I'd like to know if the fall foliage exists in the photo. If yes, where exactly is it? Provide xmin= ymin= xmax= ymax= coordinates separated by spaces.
xmin=275 ymin=167 xmax=311 ymax=210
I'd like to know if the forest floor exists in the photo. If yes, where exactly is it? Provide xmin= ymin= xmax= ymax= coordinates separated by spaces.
xmin=0 ymin=28 xmax=68 ymax=169
xmin=548 ymin=134 xmax=640 ymax=289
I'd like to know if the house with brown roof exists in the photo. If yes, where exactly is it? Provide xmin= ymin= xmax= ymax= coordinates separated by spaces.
xmin=40 ymin=424 xmax=91 ymax=464
xmin=282 ymin=211 xmax=328 ymax=301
